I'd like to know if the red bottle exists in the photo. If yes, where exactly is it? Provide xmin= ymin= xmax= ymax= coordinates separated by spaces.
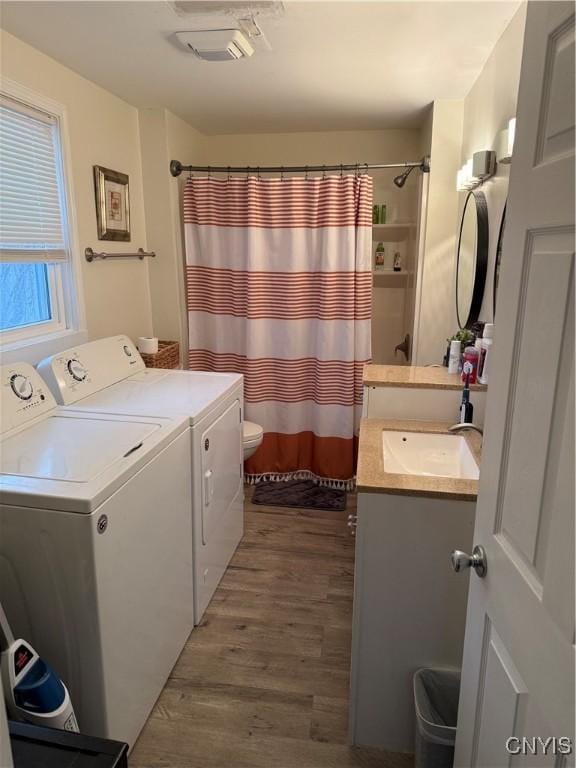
xmin=461 ymin=346 xmax=479 ymax=384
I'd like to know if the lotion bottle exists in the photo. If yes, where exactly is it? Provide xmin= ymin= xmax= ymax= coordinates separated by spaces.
xmin=448 ymin=339 xmax=461 ymax=374
xmin=478 ymin=323 xmax=493 ymax=385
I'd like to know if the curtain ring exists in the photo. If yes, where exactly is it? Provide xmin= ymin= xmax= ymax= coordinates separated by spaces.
xmin=257 ymin=166 xmax=261 ymax=180
xmin=364 ymin=163 xmax=369 ymax=175
xmin=340 ymin=164 xmax=344 ymax=178
xmin=322 ymin=165 xmax=326 ymax=180
xmin=207 ymin=166 xmax=211 ymax=179
xmin=305 ymin=165 xmax=309 ymax=180
xmin=227 ymin=166 xmax=231 ymax=181
xmin=281 ymin=166 xmax=284 ymax=181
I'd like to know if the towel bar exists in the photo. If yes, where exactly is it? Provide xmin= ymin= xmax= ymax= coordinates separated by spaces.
xmin=85 ymin=247 xmax=156 ymax=262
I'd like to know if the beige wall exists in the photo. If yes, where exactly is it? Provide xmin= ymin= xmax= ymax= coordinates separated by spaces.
xmin=413 ymin=6 xmax=526 ymax=364
xmin=413 ymin=99 xmax=464 ymax=365
xmin=139 ymin=108 xmax=206 ymax=360
xmin=0 ymin=29 xmax=153 ymax=343
xmin=203 ymin=129 xmax=421 ymax=224
xmin=459 ymin=4 xmax=526 ymax=322
xmin=204 ymin=129 xmax=419 ymax=165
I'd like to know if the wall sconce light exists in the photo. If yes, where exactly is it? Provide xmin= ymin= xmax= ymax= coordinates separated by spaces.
xmin=456 ymin=152 xmax=496 ymax=191
xmin=456 ymin=158 xmax=476 ymax=191
xmin=508 ymin=117 xmax=516 ymax=155
xmin=464 ymin=159 xmax=476 ymax=188
xmin=473 ymin=150 xmax=497 ymax=180
xmin=497 ymin=117 xmax=516 ymax=164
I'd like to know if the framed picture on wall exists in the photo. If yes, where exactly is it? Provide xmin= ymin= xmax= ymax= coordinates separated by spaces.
xmin=93 ymin=165 xmax=131 ymax=241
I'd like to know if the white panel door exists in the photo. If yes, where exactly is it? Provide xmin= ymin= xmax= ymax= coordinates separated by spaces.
xmin=454 ymin=4 xmax=575 ymax=767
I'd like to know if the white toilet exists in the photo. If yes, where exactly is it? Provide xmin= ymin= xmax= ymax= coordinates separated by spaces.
xmin=243 ymin=421 xmax=263 ymax=460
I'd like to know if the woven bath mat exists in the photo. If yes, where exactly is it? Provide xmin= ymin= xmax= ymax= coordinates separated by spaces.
xmin=252 ymin=479 xmax=347 ymax=512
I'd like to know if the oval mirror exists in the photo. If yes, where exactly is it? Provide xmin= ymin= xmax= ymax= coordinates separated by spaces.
xmin=493 ymin=202 xmax=506 ymax=317
xmin=456 ymin=189 xmax=489 ymax=329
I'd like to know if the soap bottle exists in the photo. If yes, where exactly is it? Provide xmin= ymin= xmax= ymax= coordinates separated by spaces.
xmin=478 ymin=323 xmax=493 ymax=385
xmin=393 ymin=251 xmax=402 ymax=272
xmin=374 ymin=242 xmax=386 ymax=270
xmin=459 ymin=374 xmax=474 ymax=423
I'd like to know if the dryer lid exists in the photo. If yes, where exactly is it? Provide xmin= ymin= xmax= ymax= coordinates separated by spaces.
xmin=0 ymin=415 xmax=159 ymax=482
xmin=60 ymin=369 xmax=242 ymax=425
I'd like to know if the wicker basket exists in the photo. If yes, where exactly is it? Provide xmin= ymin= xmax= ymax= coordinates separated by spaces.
xmin=139 ymin=340 xmax=180 ymax=369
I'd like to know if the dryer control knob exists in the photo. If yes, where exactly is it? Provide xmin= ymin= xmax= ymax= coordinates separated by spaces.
xmin=10 ymin=374 xmax=33 ymax=400
xmin=68 ymin=359 xmax=87 ymax=382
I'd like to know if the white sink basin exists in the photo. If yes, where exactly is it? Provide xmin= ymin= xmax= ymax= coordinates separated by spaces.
xmin=381 ymin=430 xmax=479 ymax=480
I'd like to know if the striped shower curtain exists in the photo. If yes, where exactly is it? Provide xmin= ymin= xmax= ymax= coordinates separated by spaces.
xmin=183 ymin=173 xmax=373 ymax=488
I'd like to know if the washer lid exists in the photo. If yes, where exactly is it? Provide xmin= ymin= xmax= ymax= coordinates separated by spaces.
xmin=1 ymin=415 xmax=159 ymax=482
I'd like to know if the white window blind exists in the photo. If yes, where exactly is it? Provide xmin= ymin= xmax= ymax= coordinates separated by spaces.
xmin=0 ymin=96 xmax=68 ymax=262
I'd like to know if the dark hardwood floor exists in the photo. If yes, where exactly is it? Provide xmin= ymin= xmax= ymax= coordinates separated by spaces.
xmin=130 ymin=488 xmax=413 ymax=768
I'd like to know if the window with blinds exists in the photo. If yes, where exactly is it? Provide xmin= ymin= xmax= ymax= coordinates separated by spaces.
xmin=0 ymin=94 xmax=72 ymax=342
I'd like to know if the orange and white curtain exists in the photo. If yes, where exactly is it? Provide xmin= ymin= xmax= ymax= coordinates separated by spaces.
xmin=183 ymin=174 xmax=373 ymax=488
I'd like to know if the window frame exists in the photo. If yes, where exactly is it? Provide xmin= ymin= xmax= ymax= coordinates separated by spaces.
xmin=0 ymin=77 xmax=87 ymax=363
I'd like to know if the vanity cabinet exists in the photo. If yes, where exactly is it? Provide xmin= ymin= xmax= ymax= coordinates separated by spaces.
xmin=348 ymin=491 xmax=475 ymax=753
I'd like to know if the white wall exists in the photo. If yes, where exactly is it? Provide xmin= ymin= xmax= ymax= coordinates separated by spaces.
xmin=0 ymin=29 xmax=154 ymax=344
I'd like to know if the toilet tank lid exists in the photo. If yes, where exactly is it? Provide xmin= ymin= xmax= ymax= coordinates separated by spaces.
xmin=244 ymin=421 xmax=263 ymax=440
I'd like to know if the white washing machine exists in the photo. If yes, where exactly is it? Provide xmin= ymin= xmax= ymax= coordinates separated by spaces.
xmin=38 ymin=335 xmax=244 ymax=624
xmin=0 ymin=363 xmax=194 ymax=747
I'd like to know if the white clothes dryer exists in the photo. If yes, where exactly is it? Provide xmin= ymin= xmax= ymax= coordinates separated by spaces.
xmin=0 ymin=363 xmax=194 ymax=747
xmin=38 ymin=335 xmax=244 ymax=623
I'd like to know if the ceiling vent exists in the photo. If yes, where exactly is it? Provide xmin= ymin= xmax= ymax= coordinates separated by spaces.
xmin=175 ymin=29 xmax=255 ymax=60
xmin=170 ymin=2 xmax=284 ymax=19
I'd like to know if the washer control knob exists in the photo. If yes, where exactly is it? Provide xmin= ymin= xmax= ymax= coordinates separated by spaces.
xmin=123 ymin=345 xmax=132 ymax=357
xmin=67 ymin=359 xmax=87 ymax=382
xmin=10 ymin=374 xmax=33 ymax=401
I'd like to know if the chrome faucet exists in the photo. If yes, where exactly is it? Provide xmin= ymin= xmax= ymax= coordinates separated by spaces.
xmin=449 ymin=422 xmax=484 ymax=438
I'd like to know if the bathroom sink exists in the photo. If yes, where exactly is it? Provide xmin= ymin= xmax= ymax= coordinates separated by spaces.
xmin=381 ymin=430 xmax=479 ymax=480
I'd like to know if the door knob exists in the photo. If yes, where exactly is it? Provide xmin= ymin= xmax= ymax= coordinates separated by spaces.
xmin=451 ymin=545 xmax=487 ymax=578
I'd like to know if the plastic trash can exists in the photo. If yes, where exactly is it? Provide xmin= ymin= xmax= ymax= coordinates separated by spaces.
xmin=413 ymin=668 xmax=461 ymax=768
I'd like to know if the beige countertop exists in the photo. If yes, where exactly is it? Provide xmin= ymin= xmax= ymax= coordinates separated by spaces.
xmin=356 ymin=418 xmax=481 ymax=501
xmin=363 ymin=364 xmax=487 ymax=392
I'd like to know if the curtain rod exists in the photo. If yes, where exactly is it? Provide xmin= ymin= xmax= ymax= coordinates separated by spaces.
xmin=169 ymin=157 xmax=430 ymax=178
